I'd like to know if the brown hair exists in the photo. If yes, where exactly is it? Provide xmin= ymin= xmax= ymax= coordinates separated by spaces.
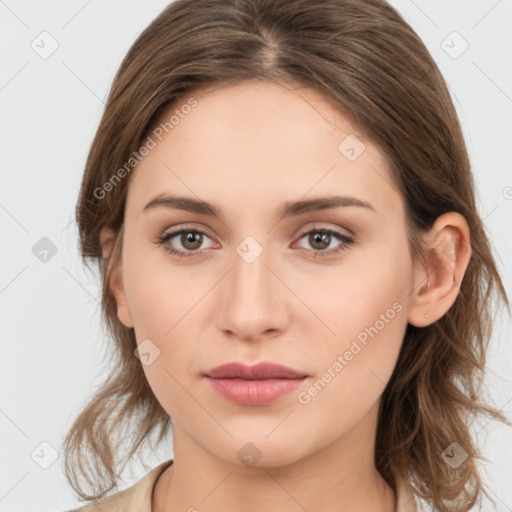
xmin=63 ymin=0 xmax=510 ymax=510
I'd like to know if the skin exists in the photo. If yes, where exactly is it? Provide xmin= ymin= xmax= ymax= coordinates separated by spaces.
xmin=100 ymin=80 xmax=471 ymax=512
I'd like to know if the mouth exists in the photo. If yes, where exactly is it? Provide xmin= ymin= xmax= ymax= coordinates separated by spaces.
xmin=203 ymin=361 xmax=309 ymax=406
xmin=204 ymin=361 xmax=308 ymax=380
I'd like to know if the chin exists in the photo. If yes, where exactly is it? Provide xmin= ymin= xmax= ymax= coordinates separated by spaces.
xmin=205 ymin=429 xmax=318 ymax=469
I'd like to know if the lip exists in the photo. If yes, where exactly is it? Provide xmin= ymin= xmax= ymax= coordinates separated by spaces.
xmin=203 ymin=362 xmax=308 ymax=406
xmin=205 ymin=361 xmax=308 ymax=380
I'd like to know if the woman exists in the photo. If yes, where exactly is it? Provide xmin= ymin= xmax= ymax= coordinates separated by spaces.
xmin=62 ymin=0 xmax=510 ymax=511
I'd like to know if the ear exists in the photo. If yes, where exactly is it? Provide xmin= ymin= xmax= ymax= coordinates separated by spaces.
xmin=99 ymin=226 xmax=134 ymax=329
xmin=408 ymin=212 xmax=471 ymax=327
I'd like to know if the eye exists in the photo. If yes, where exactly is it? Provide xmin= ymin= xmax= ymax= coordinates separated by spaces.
xmin=155 ymin=228 xmax=215 ymax=259
xmin=294 ymin=227 xmax=354 ymax=257
xmin=155 ymin=225 xmax=355 ymax=259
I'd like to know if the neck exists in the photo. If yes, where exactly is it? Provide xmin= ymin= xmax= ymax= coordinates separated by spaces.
xmin=153 ymin=403 xmax=396 ymax=512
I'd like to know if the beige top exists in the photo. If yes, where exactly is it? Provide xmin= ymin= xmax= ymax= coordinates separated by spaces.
xmin=70 ymin=459 xmax=422 ymax=511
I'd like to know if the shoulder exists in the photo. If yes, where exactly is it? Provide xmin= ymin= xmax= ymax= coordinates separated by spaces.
xmin=396 ymin=478 xmax=418 ymax=512
xmin=66 ymin=459 xmax=174 ymax=512
xmin=395 ymin=478 xmax=436 ymax=512
xmin=65 ymin=461 xmax=429 ymax=512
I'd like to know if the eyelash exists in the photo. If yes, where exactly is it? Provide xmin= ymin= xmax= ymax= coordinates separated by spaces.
xmin=154 ymin=225 xmax=355 ymax=260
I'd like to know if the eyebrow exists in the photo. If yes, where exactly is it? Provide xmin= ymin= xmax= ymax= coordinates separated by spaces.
xmin=142 ymin=194 xmax=375 ymax=220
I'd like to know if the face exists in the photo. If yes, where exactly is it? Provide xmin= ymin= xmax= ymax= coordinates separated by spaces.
xmin=110 ymin=80 xmax=416 ymax=467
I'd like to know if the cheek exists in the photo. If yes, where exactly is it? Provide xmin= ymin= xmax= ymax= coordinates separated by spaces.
xmin=302 ymin=236 xmax=412 ymax=344
xmin=298 ymin=237 xmax=412 ymax=390
xmin=120 ymin=247 xmax=197 ymax=396
xmin=127 ymin=265 xmax=199 ymax=419
xmin=123 ymin=240 xmax=199 ymax=336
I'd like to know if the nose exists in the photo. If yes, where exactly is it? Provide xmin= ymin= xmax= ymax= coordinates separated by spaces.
xmin=215 ymin=244 xmax=289 ymax=342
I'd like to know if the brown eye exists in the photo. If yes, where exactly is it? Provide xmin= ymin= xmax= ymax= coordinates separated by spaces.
xmin=295 ymin=227 xmax=354 ymax=257
xmin=180 ymin=231 xmax=203 ymax=250
xmin=308 ymin=231 xmax=331 ymax=251
xmin=155 ymin=228 xmax=214 ymax=259
xmin=156 ymin=226 xmax=354 ymax=260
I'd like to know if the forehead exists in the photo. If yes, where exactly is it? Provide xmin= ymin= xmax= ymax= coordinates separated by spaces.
xmin=126 ymin=80 xmax=403 ymax=221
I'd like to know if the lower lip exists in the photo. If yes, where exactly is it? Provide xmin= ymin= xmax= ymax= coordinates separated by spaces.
xmin=205 ymin=377 xmax=307 ymax=406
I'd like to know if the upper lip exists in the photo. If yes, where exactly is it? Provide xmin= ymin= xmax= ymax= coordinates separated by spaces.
xmin=205 ymin=362 xmax=308 ymax=380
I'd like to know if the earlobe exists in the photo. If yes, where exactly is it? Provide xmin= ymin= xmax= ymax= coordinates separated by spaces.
xmin=408 ymin=212 xmax=471 ymax=327
xmin=99 ymin=226 xmax=134 ymax=329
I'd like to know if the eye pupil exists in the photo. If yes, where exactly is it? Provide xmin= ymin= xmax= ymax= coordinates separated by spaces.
xmin=310 ymin=231 xmax=330 ymax=250
xmin=182 ymin=231 xmax=202 ymax=250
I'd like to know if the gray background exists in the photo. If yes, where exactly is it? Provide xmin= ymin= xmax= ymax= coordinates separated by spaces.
xmin=1 ymin=0 xmax=511 ymax=510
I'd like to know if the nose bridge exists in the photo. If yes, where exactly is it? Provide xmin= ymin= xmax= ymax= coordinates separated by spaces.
xmin=233 ymin=238 xmax=271 ymax=297
xmin=216 ymin=236 xmax=287 ymax=339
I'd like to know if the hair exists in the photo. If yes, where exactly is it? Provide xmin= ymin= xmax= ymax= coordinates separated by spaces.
xmin=63 ymin=0 xmax=510 ymax=510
